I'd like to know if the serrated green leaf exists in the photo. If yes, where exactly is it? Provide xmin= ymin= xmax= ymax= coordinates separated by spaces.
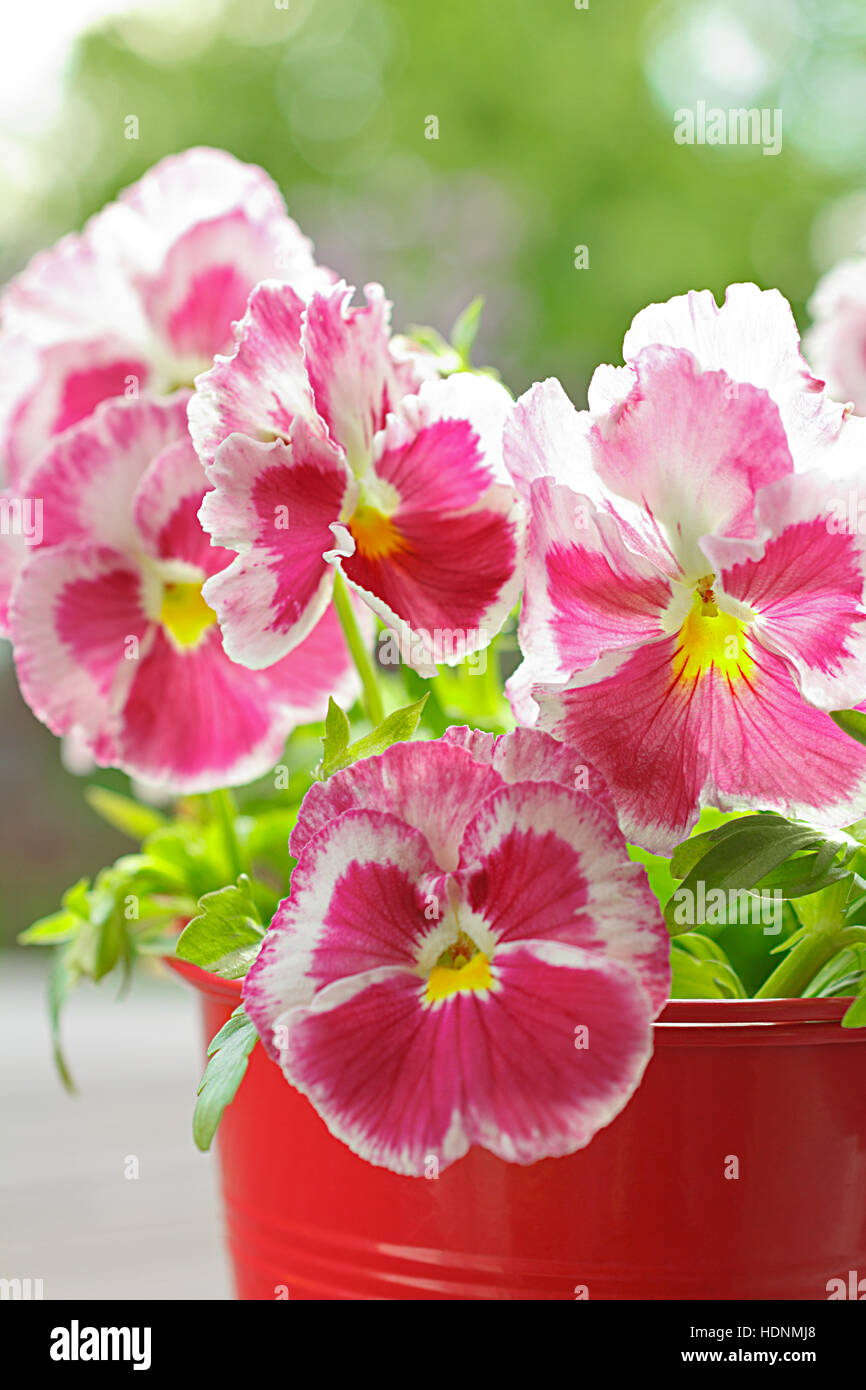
xmin=176 ymin=875 xmax=264 ymax=980
xmin=193 ymin=1006 xmax=258 ymax=1150
xmin=319 ymin=695 xmax=429 ymax=778
xmin=85 ymin=786 xmax=166 ymax=841
xmin=343 ymin=695 xmax=428 ymax=764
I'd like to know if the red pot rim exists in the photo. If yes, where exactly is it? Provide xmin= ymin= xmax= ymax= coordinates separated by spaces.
xmin=163 ymin=954 xmax=858 ymax=1032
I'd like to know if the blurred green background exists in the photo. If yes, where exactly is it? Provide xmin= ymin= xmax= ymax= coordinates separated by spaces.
xmin=3 ymin=0 xmax=866 ymax=943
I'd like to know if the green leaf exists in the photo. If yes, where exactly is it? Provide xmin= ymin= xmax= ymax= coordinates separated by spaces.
xmin=842 ymin=990 xmax=866 ymax=1028
xmin=843 ymin=817 xmax=866 ymax=845
xmin=669 ymin=830 xmax=719 ymax=880
xmin=664 ymin=821 xmax=827 ymax=933
xmin=450 ymin=296 xmax=484 ymax=366
xmin=18 ymin=911 xmax=81 ymax=946
xmin=143 ymin=825 xmax=222 ymax=899
xmin=831 ymin=708 xmax=866 ymax=748
xmin=319 ymin=696 xmax=351 ymax=775
xmin=750 ymin=846 xmax=848 ymax=899
xmin=193 ymin=1006 xmax=258 ymax=1150
xmin=670 ymin=935 xmax=747 ymax=999
xmin=405 ymin=324 xmax=453 ymax=359
xmin=90 ymin=910 xmax=123 ymax=982
xmin=61 ymin=876 xmax=92 ymax=919
xmin=176 ymin=875 xmax=265 ymax=980
xmin=48 ymin=950 xmax=79 ymax=1092
xmin=319 ymin=695 xmax=429 ymax=779
xmin=803 ymin=944 xmax=866 ymax=998
xmin=85 ymin=786 xmax=166 ymax=841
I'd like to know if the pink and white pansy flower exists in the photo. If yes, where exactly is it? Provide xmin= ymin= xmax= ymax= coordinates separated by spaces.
xmin=0 ymin=146 xmax=328 ymax=489
xmin=506 ymin=285 xmax=866 ymax=853
xmin=242 ymin=727 xmax=670 ymax=1175
xmin=191 ymin=279 xmax=524 ymax=675
xmin=8 ymin=395 xmax=357 ymax=792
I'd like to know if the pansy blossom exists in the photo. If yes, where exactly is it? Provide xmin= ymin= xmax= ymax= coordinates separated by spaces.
xmin=0 ymin=146 xmax=328 ymax=490
xmin=242 ymin=728 xmax=669 ymax=1175
xmin=505 ymin=285 xmax=866 ymax=852
xmin=8 ymin=395 xmax=357 ymax=792
xmin=192 ymin=279 xmax=523 ymax=674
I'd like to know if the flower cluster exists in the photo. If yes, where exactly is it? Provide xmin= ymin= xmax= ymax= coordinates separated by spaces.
xmin=7 ymin=148 xmax=866 ymax=1174
xmin=1 ymin=150 xmax=353 ymax=789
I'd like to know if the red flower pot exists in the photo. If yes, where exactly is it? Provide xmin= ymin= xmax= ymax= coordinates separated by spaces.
xmin=169 ymin=958 xmax=866 ymax=1300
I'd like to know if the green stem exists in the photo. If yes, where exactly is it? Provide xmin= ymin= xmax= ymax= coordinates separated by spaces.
xmin=754 ymin=930 xmax=842 ymax=999
xmin=208 ymin=788 xmax=245 ymax=884
xmin=332 ymin=571 xmax=384 ymax=727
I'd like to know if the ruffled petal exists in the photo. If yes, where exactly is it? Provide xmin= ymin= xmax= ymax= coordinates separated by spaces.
xmin=590 ymin=346 xmax=794 ymax=581
xmin=1 ymin=338 xmax=155 ymax=486
xmin=133 ymin=433 xmax=219 ymax=574
xmin=271 ymin=940 xmax=654 ymax=1174
xmin=537 ymin=631 xmax=866 ymax=853
xmin=91 ymin=146 xmax=321 ymax=290
xmin=244 ymin=809 xmax=441 ymax=1053
xmin=337 ymin=375 xmax=523 ymax=669
xmin=440 ymin=724 xmax=617 ymax=819
xmin=290 ymin=739 xmax=504 ymax=866
xmin=188 ymin=280 xmax=318 ymax=467
xmin=706 ymin=468 xmax=866 ymax=710
xmin=302 ymin=281 xmax=401 ymax=473
xmin=504 ymin=376 xmax=590 ymax=501
xmin=619 ymin=282 xmax=847 ymax=464
xmin=456 ymin=779 xmax=670 ymax=1010
xmin=114 ymin=621 xmax=320 ymax=793
xmin=199 ymin=422 xmax=353 ymax=667
xmin=10 ymin=543 xmax=150 ymax=750
xmin=25 ymin=394 xmax=191 ymax=553
xmin=138 ymin=210 xmax=314 ymax=365
xmin=508 ymin=476 xmax=672 ymax=721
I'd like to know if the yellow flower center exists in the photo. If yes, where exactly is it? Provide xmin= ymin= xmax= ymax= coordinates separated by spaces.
xmin=160 ymin=580 xmax=218 ymax=649
xmin=423 ymin=930 xmax=494 ymax=1002
xmin=676 ymin=576 xmax=753 ymax=682
xmin=348 ymin=503 xmax=407 ymax=562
